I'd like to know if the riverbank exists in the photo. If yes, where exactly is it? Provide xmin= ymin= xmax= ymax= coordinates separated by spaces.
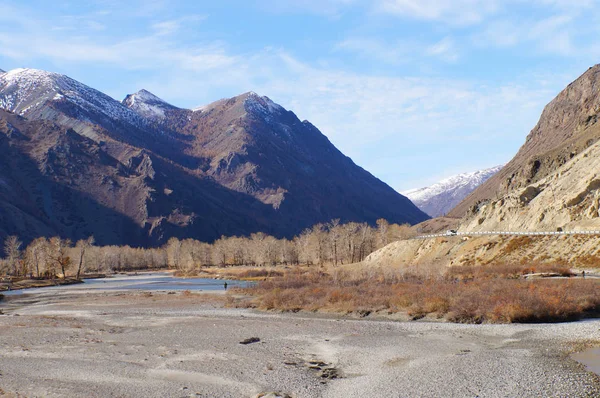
xmin=0 ymin=277 xmax=85 ymax=292
xmin=0 ymin=290 xmax=598 ymax=397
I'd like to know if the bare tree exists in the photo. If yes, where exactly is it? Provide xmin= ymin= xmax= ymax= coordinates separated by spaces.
xmin=48 ymin=237 xmax=72 ymax=279
xmin=75 ymin=236 xmax=95 ymax=280
xmin=376 ymin=218 xmax=390 ymax=249
xmin=329 ymin=219 xmax=342 ymax=266
xmin=4 ymin=236 xmax=22 ymax=276
xmin=24 ymin=237 xmax=49 ymax=278
xmin=166 ymin=237 xmax=182 ymax=269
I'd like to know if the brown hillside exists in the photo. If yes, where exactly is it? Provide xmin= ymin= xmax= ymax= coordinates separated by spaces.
xmin=450 ymin=65 xmax=600 ymax=217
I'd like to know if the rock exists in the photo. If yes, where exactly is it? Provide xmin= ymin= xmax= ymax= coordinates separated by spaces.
xmin=239 ymin=337 xmax=260 ymax=345
xmin=320 ymin=367 xmax=339 ymax=379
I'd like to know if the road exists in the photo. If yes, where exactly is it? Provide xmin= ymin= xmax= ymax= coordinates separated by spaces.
xmin=413 ymin=230 xmax=600 ymax=239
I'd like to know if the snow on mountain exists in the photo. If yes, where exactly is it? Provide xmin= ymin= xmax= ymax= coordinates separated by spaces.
xmin=0 ymin=68 xmax=148 ymax=129
xmin=0 ymin=68 xmax=5 ymax=74
xmin=244 ymin=91 xmax=283 ymax=114
xmin=404 ymin=165 xmax=503 ymax=217
xmin=191 ymin=92 xmax=284 ymax=118
xmin=122 ymin=89 xmax=179 ymax=120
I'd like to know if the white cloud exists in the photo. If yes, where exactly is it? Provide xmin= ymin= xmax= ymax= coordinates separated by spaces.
xmin=376 ymin=0 xmax=499 ymax=25
xmin=151 ymin=15 xmax=206 ymax=36
xmin=474 ymin=14 xmax=579 ymax=56
xmin=336 ymin=38 xmax=414 ymax=64
xmin=256 ymin=0 xmax=359 ymax=17
xmin=425 ymin=37 xmax=459 ymax=62
xmin=337 ymin=36 xmax=459 ymax=64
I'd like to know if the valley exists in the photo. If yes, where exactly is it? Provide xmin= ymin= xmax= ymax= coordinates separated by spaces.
xmin=2 ymin=26 xmax=600 ymax=398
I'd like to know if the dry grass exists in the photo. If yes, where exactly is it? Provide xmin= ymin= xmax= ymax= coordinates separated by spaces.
xmin=186 ymin=265 xmax=288 ymax=281
xmin=446 ymin=262 xmax=574 ymax=280
xmin=235 ymin=269 xmax=284 ymax=279
xmin=238 ymin=265 xmax=599 ymax=323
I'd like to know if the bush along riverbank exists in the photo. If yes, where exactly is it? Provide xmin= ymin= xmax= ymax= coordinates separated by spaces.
xmin=238 ymin=263 xmax=600 ymax=323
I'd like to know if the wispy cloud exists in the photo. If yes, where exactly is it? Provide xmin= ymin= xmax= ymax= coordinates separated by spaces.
xmin=255 ymin=0 xmax=360 ymax=17
xmin=336 ymin=36 xmax=459 ymax=64
xmin=151 ymin=15 xmax=206 ymax=36
xmin=375 ymin=0 xmax=499 ymax=25
xmin=473 ymin=13 xmax=585 ymax=56
xmin=425 ymin=37 xmax=459 ymax=62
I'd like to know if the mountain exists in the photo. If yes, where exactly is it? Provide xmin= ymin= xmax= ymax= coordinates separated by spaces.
xmin=457 ymin=65 xmax=600 ymax=232
xmin=450 ymin=65 xmax=600 ymax=218
xmin=122 ymin=89 xmax=180 ymax=120
xmin=404 ymin=165 xmax=503 ymax=217
xmin=365 ymin=65 xmax=600 ymax=270
xmin=0 ymin=68 xmax=428 ymax=246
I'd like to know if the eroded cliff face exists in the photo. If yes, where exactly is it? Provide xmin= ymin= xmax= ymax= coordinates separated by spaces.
xmin=365 ymin=66 xmax=600 ymax=270
xmin=450 ymin=65 xmax=600 ymax=218
xmin=365 ymin=129 xmax=600 ymax=270
xmin=363 ymin=233 xmax=600 ymax=270
xmin=461 ymin=131 xmax=600 ymax=233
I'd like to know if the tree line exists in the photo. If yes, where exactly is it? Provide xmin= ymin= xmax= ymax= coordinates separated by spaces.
xmin=0 ymin=219 xmax=414 ymax=278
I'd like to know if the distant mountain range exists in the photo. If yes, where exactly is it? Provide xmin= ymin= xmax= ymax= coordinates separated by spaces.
xmin=403 ymin=165 xmax=503 ymax=217
xmin=0 ymin=68 xmax=428 ymax=246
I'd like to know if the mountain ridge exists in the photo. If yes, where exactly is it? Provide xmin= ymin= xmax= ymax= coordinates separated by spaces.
xmin=0 ymin=67 xmax=428 ymax=246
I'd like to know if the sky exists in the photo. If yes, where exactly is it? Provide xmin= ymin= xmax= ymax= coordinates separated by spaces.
xmin=1 ymin=0 xmax=599 ymax=191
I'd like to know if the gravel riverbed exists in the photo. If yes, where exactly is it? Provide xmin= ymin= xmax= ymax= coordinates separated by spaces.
xmin=0 ymin=290 xmax=599 ymax=397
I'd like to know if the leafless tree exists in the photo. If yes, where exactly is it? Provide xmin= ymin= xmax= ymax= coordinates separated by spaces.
xmin=48 ymin=237 xmax=72 ymax=279
xmin=329 ymin=219 xmax=342 ymax=266
xmin=24 ymin=237 xmax=49 ymax=278
xmin=4 ymin=235 xmax=22 ymax=276
xmin=75 ymin=236 xmax=95 ymax=280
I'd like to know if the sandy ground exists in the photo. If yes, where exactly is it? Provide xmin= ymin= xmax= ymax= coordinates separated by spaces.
xmin=0 ymin=289 xmax=599 ymax=398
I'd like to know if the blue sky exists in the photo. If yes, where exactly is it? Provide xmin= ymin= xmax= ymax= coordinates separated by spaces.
xmin=1 ymin=1 xmax=599 ymax=191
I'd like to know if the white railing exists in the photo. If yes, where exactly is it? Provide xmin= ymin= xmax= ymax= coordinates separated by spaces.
xmin=412 ymin=230 xmax=600 ymax=240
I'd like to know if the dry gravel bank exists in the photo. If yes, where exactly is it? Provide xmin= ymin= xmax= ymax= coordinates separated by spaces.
xmin=0 ymin=291 xmax=599 ymax=397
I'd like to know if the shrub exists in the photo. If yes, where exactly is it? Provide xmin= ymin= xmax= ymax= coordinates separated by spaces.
xmin=240 ymin=264 xmax=599 ymax=323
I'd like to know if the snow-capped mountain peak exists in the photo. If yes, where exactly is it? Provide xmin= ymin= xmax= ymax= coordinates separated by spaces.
xmin=403 ymin=165 xmax=503 ymax=217
xmin=123 ymin=89 xmax=179 ymax=119
xmin=0 ymin=68 xmax=148 ymax=130
xmin=244 ymin=91 xmax=283 ymax=116
xmin=191 ymin=92 xmax=284 ymax=119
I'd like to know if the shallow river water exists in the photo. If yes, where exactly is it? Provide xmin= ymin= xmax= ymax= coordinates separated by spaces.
xmin=572 ymin=347 xmax=600 ymax=376
xmin=1 ymin=272 xmax=250 ymax=296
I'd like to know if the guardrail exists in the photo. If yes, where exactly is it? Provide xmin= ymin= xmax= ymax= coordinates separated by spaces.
xmin=412 ymin=230 xmax=600 ymax=240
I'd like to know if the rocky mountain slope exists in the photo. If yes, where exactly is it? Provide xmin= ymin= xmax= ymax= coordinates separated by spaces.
xmin=404 ymin=165 xmax=502 ymax=217
xmin=449 ymin=65 xmax=600 ymax=218
xmin=365 ymin=64 xmax=600 ymax=269
xmin=0 ymin=68 xmax=428 ymax=246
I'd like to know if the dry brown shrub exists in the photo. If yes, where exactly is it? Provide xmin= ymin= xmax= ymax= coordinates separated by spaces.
xmin=236 ymin=269 xmax=284 ymax=279
xmin=242 ymin=264 xmax=598 ymax=323
xmin=503 ymin=236 xmax=534 ymax=254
